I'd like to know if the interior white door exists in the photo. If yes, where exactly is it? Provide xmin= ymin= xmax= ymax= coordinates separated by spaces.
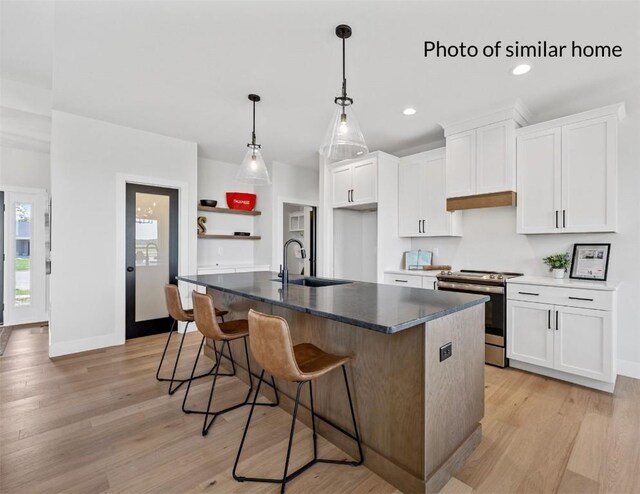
xmin=446 ymin=130 xmax=476 ymax=198
xmin=331 ymin=164 xmax=352 ymax=208
xmin=422 ymin=153 xmax=451 ymax=236
xmin=516 ymin=128 xmax=562 ymax=233
xmin=351 ymin=160 xmax=377 ymax=205
xmin=554 ymin=306 xmax=612 ymax=382
xmin=561 ymin=115 xmax=617 ymax=233
xmin=398 ymin=159 xmax=422 ymax=236
xmin=507 ymin=300 xmax=554 ymax=368
xmin=476 ymin=121 xmax=515 ymax=194
xmin=4 ymin=191 xmax=48 ymax=325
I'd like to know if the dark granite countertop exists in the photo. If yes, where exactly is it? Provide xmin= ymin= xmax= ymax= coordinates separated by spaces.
xmin=177 ymin=272 xmax=488 ymax=334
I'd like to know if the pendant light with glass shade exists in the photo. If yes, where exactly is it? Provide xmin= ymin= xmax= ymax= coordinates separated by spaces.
xmin=236 ymin=94 xmax=271 ymax=185
xmin=319 ymin=24 xmax=368 ymax=163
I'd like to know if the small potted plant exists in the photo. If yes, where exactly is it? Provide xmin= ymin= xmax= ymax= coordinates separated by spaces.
xmin=543 ymin=252 xmax=571 ymax=279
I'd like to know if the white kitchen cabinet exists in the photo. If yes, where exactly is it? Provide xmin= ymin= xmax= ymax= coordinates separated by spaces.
xmin=517 ymin=104 xmax=623 ymax=234
xmin=507 ymin=277 xmax=617 ymax=391
xmin=476 ymin=120 xmax=517 ymax=194
xmin=446 ymin=130 xmax=476 ymax=198
xmin=508 ymin=300 xmax=555 ymax=369
xmin=383 ymin=271 xmax=437 ymax=290
xmin=398 ymin=149 xmax=462 ymax=237
xmin=331 ymin=159 xmax=377 ymax=208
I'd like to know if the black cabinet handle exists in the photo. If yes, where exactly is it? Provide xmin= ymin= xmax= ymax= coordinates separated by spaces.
xmin=518 ymin=291 xmax=539 ymax=296
xmin=422 ymin=219 xmax=426 ymax=233
xmin=395 ymin=279 xmax=408 ymax=283
xmin=569 ymin=296 xmax=594 ymax=302
xmin=126 ymin=266 xmax=134 ymax=272
xmin=548 ymin=309 xmax=551 ymax=329
xmin=555 ymin=311 xmax=559 ymax=330
xmin=563 ymin=210 xmax=566 ymax=228
xmin=555 ymin=210 xmax=559 ymax=228
xmin=418 ymin=220 xmax=422 ymax=234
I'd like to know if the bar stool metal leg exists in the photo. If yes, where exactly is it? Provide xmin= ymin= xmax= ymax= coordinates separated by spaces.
xmin=182 ymin=337 xmax=278 ymax=436
xmin=233 ymin=366 xmax=363 ymax=492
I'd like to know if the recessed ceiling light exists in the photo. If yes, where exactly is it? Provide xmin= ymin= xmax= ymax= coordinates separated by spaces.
xmin=403 ymin=108 xmax=417 ymax=116
xmin=512 ymin=64 xmax=532 ymax=76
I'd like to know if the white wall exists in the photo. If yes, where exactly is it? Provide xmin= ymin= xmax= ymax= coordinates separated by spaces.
xmin=412 ymin=93 xmax=640 ymax=378
xmin=49 ymin=111 xmax=197 ymax=356
xmin=0 ymin=147 xmax=50 ymax=190
xmin=197 ymin=157 xmax=257 ymax=268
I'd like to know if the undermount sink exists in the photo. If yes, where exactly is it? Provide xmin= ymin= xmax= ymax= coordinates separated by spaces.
xmin=272 ymin=277 xmax=352 ymax=288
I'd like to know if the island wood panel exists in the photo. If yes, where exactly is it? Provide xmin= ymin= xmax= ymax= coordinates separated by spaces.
xmin=424 ymin=304 xmax=485 ymax=491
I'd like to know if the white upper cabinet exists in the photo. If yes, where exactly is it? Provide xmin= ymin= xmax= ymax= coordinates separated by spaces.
xmin=331 ymin=158 xmax=377 ymax=208
xmin=517 ymin=104 xmax=624 ymax=234
xmin=445 ymin=130 xmax=476 ymax=198
xmin=442 ymin=101 xmax=530 ymax=200
xmin=399 ymin=149 xmax=462 ymax=237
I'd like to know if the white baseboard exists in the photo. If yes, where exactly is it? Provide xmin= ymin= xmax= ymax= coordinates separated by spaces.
xmin=617 ymin=359 xmax=640 ymax=380
xmin=49 ymin=333 xmax=123 ymax=358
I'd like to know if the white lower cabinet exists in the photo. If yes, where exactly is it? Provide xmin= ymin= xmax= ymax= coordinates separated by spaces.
xmin=383 ymin=272 xmax=436 ymax=290
xmin=507 ymin=278 xmax=617 ymax=391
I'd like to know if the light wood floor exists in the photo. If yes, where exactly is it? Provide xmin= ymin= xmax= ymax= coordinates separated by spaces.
xmin=1 ymin=327 xmax=639 ymax=493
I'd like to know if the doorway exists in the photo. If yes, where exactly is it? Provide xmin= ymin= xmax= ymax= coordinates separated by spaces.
xmin=2 ymin=190 xmax=48 ymax=325
xmin=283 ymin=203 xmax=317 ymax=276
xmin=125 ymin=184 xmax=178 ymax=339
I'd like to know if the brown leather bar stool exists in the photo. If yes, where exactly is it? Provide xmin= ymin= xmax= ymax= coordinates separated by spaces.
xmin=182 ymin=291 xmax=279 ymax=436
xmin=233 ymin=309 xmax=363 ymax=493
xmin=156 ymin=284 xmax=230 ymax=395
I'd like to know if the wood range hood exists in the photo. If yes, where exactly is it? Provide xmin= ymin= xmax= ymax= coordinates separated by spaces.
xmin=446 ymin=191 xmax=517 ymax=212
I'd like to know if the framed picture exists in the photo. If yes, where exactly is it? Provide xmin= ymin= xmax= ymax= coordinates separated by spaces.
xmin=569 ymin=243 xmax=611 ymax=281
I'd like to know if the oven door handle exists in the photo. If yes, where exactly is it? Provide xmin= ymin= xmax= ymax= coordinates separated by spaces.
xmin=437 ymin=281 xmax=504 ymax=294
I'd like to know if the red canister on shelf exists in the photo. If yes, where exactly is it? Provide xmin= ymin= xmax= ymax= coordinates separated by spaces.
xmin=226 ymin=192 xmax=257 ymax=211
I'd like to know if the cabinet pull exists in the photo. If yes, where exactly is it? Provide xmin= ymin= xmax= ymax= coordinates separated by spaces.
xmin=422 ymin=219 xmax=426 ymax=233
xmin=555 ymin=311 xmax=559 ymax=330
xmin=548 ymin=309 xmax=551 ymax=330
xmin=518 ymin=291 xmax=539 ymax=296
xmin=563 ymin=210 xmax=566 ymax=228
xmin=395 ymin=279 xmax=408 ymax=283
xmin=418 ymin=220 xmax=422 ymax=234
xmin=351 ymin=189 xmax=355 ymax=202
xmin=555 ymin=210 xmax=559 ymax=228
xmin=569 ymin=296 xmax=594 ymax=302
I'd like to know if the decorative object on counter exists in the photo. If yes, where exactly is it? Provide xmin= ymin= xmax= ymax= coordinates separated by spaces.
xmin=404 ymin=249 xmax=433 ymax=270
xmin=542 ymin=252 xmax=571 ymax=279
xmin=226 ymin=192 xmax=257 ymax=211
xmin=570 ymin=243 xmax=611 ymax=281
xmin=234 ymin=232 xmax=250 ymax=237
xmin=197 ymin=216 xmax=207 ymax=235
xmin=199 ymin=199 xmax=217 ymax=208
xmin=423 ymin=264 xmax=452 ymax=271
xmin=319 ymin=24 xmax=368 ymax=163
xmin=236 ymin=94 xmax=271 ymax=185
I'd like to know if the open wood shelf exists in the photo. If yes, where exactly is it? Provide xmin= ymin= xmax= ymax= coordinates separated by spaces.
xmin=197 ymin=206 xmax=261 ymax=216
xmin=198 ymin=234 xmax=261 ymax=240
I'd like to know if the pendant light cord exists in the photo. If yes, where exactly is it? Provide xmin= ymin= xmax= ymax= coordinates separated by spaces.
xmin=251 ymin=100 xmax=257 ymax=146
xmin=342 ymin=36 xmax=347 ymax=101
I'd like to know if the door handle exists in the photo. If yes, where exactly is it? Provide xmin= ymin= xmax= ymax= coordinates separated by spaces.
xmin=422 ymin=219 xmax=426 ymax=233
xmin=126 ymin=266 xmax=134 ymax=272
xmin=395 ymin=279 xmax=408 ymax=283
xmin=555 ymin=210 xmax=559 ymax=228
xmin=350 ymin=189 xmax=354 ymax=202
xmin=569 ymin=296 xmax=594 ymax=302
xmin=518 ymin=291 xmax=539 ymax=296
xmin=548 ymin=309 xmax=551 ymax=330
xmin=555 ymin=310 xmax=559 ymax=330
xmin=562 ymin=210 xmax=566 ymax=228
xmin=418 ymin=220 xmax=422 ymax=234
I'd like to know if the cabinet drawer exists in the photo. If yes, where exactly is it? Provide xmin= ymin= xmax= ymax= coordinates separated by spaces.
xmin=384 ymin=273 xmax=422 ymax=288
xmin=508 ymin=283 xmax=612 ymax=310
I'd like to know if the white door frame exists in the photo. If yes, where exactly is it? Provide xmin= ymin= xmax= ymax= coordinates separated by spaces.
xmin=1 ymin=186 xmax=49 ymax=325
xmin=273 ymin=196 xmax=318 ymax=273
xmin=115 ymin=174 xmax=193 ymax=342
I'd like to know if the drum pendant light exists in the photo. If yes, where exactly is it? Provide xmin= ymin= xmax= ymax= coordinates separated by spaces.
xmin=319 ymin=24 xmax=368 ymax=163
xmin=236 ymin=94 xmax=271 ymax=185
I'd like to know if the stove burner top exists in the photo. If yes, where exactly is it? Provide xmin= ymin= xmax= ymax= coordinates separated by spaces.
xmin=437 ymin=269 xmax=523 ymax=285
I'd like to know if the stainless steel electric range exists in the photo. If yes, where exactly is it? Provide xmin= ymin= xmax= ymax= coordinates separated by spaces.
xmin=436 ymin=269 xmax=523 ymax=367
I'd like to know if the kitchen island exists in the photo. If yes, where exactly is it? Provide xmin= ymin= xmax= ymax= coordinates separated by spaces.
xmin=178 ymin=272 xmax=488 ymax=493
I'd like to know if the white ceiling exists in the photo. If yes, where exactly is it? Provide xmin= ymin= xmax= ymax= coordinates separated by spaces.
xmin=2 ymin=1 xmax=639 ymax=168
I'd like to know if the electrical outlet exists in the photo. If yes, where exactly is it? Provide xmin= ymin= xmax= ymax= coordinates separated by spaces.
xmin=439 ymin=342 xmax=452 ymax=362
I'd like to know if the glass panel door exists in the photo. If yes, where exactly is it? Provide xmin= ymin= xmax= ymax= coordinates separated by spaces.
xmin=125 ymin=184 xmax=178 ymax=339
xmin=15 ymin=202 xmax=32 ymax=307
